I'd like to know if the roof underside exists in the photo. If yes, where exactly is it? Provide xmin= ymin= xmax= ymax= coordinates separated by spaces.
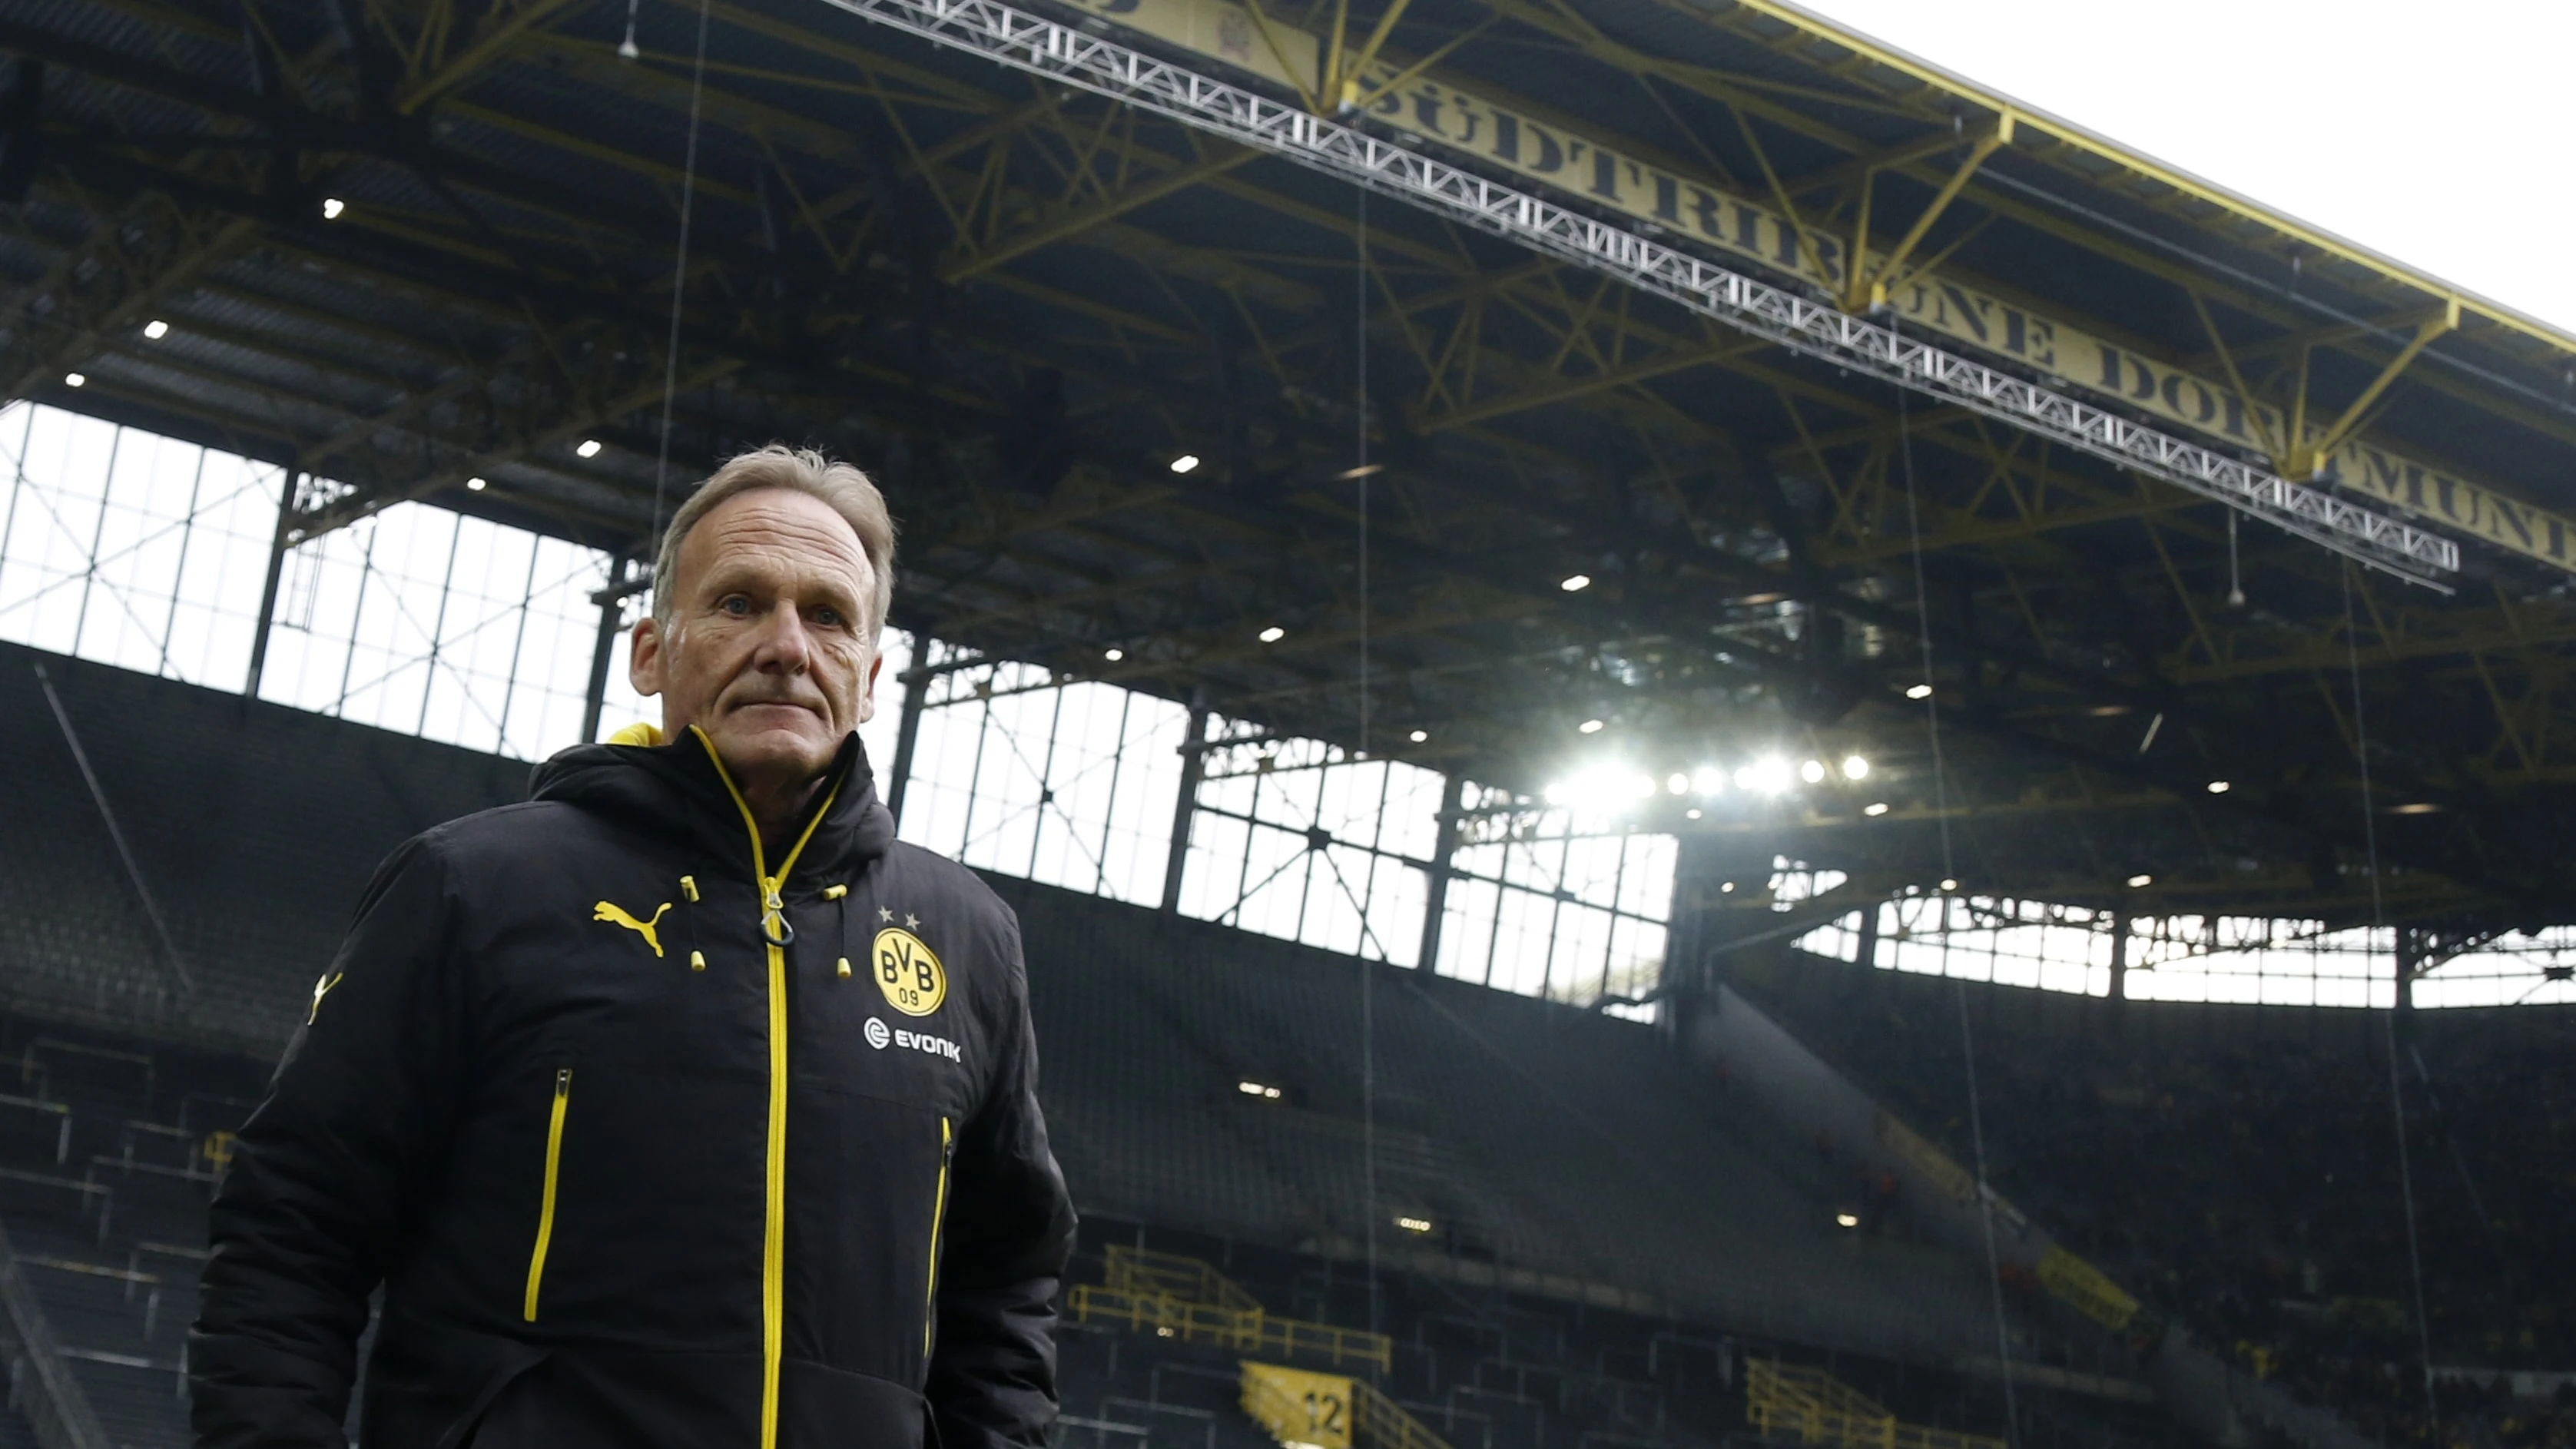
xmin=8 ymin=0 xmax=2576 ymax=928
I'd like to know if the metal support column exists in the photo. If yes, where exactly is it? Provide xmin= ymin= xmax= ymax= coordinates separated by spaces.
xmin=886 ymin=657 xmax=930 ymax=828
xmin=2109 ymin=913 xmax=2130 ymax=1002
xmin=1159 ymin=699 xmax=1208 ymax=914
xmin=579 ymin=559 xmax=638 ymax=744
xmin=2395 ymin=925 xmax=2421 ymax=1020
xmin=242 ymin=469 xmax=302 ymax=699
xmin=1854 ymin=897 xmax=1880 ymax=973
xmin=1414 ymin=772 xmax=1465 ymax=972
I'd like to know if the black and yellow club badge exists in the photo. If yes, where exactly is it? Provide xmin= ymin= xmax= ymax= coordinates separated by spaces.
xmin=871 ymin=927 xmax=947 ymax=1016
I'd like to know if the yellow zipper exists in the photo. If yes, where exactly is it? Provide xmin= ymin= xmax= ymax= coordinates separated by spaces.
xmin=692 ymin=727 xmax=842 ymax=1449
xmin=924 ymin=1116 xmax=953 ymax=1356
xmin=522 ymin=1067 xmax=572 ymax=1322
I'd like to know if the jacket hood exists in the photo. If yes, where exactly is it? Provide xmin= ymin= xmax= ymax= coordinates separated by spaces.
xmin=528 ymin=726 xmax=897 ymax=879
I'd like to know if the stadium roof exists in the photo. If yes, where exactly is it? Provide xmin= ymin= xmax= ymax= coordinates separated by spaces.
xmin=8 ymin=0 xmax=2576 ymax=931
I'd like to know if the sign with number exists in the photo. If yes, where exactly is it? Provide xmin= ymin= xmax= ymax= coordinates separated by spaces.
xmin=1241 ymin=1364 xmax=1354 ymax=1449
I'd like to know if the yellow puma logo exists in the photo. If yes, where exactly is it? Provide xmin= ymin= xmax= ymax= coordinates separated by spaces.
xmin=593 ymin=900 xmax=673 ymax=958
xmin=307 ymin=973 xmax=343 ymax=1025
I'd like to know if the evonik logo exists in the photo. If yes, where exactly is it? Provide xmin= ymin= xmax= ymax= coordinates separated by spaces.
xmin=864 ymin=1016 xmax=962 ymax=1063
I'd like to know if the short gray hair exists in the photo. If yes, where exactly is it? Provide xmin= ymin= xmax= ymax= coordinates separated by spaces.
xmin=652 ymin=445 xmax=897 ymax=636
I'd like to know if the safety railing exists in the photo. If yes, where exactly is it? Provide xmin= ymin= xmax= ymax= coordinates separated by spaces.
xmin=1748 ymin=1360 xmax=2004 ymax=1449
xmin=1068 ymin=1283 xmax=1393 ymax=1371
xmin=1104 ymin=1244 xmax=1265 ymax=1315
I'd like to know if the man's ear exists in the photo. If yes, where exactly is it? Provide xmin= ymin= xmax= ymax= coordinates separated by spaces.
xmin=629 ymin=615 xmax=666 ymax=698
xmin=856 ymin=652 xmax=884 ymax=726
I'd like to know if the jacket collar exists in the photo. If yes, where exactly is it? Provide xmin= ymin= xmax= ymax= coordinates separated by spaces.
xmin=529 ymin=726 xmax=897 ymax=884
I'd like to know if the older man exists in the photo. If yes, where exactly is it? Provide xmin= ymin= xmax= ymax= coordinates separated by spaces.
xmin=191 ymin=446 xmax=1075 ymax=1449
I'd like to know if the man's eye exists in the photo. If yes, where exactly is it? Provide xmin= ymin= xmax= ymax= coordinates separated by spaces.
xmin=719 ymin=596 xmax=751 ymax=616
xmin=814 ymin=607 xmax=844 ymax=628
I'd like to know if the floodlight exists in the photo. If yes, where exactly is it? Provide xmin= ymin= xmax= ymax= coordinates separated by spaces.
xmin=1578 ymin=718 xmax=1603 ymax=734
xmin=1842 ymin=756 xmax=1868 ymax=780
xmin=62 ymin=373 xmax=84 ymax=388
xmin=1800 ymin=759 xmax=1826 ymax=784
xmin=1560 ymin=573 xmax=1591 ymax=592
xmin=1258 ymin=625 xmax=1285 ymax=643
xmin=1906 ymin=683 xmax=1932 ymax=700
xmin=321 ymin=197 xmax=346 ymax=220
xmin=1169 ymin=454 xmax=1201 ymax=474
xmin=143 ymin=320 xmax=169 ymax=340
xmin=576 ymin=439 xmax=602 ymax=458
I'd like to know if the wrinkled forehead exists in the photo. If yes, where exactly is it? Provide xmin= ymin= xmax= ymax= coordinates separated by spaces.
xmin=678 ymin=487 xmax=873 ymax=598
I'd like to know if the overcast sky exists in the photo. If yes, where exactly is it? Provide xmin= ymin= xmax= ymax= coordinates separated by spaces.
xmin=1787 ymin=0 xmax=2576 ymax=336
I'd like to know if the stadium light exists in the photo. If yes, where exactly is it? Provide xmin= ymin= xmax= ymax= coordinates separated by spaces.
xmin=1906 ymin=683 xmax=1933 ymax=700
xmin=2127 ymin=874 xmax=2153 ymax=888
xmin=1864 ymin=802 xmax=1889 ymax=817
xmin=1799 ymin=759 xmax=1826 ymax=784
xmin=1691 ymin=767 xmax=1724 ymax=796
xmin=62 ymin=373 xmax=84 ymax=388
xmin=1560 ymin=573 xmax=1591 ymax=592
xmin=1408 ymin=729 xmax=1427 ymax=743
xmin=576 ymin=439 xmax=602 ymax=458
xmin=1236 ymin=1080 xmax=1282 ymax=1100
xmin=321 ymin=197 xmax=346 ymax=220
xmin=1169 ymin=453 xmax=1201 ymax=474
xmin=1578 ymin=718 xmax=1603 ymax=734
xmin=1667 ymin=773 xmax=1689 ymax=796
xmin=1686 ymin=808 xmax=1702 ymax=820
xmin=2206 ymin=780 xmax=2230 ymax=794
xmin=1102 ymin=647 xmax=1123 ymax=662
xmin=1940 ymin=877 xmax=1959 ymax=892
xmin=1395 ymin=1215 xmax=1433 ymax=1233
xmin=142 ymin=319 xmax=169 ymax=340
xmin=1835 ymin=1212 xmax=1859 ymax=1229
xmin=1258 ymin=625 xmax=1285 ymax=642
xmin=466 ymin=476 xmax=488 ymax=492
xmin=1842 ymin=756 xmax=1868 ymax=781
xmin=1740 ymin=758 xmax=1791 ymax=794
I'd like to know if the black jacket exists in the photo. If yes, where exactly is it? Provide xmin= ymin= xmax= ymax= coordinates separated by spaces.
xmin=190 ymin=728 xmax=1076 ymax=1449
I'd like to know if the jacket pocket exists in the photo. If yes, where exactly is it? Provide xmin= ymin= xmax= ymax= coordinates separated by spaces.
xmin=922 ymin=1116 xmax=952 ymax=1356
xmin=522 ymin=1067 xmax=572 ymax=1321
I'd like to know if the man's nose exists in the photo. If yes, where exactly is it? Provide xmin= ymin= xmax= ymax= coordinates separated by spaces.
xmin=751 ymin=605 xmax=814 ymax=671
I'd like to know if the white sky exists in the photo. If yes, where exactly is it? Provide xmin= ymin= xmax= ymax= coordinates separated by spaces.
xmin=1786 ymin=0 xmax=2576 ymax=335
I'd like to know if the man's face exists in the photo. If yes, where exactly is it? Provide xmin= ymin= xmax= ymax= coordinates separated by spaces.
xmin=630 ymin=487 xmax=881 ymax=784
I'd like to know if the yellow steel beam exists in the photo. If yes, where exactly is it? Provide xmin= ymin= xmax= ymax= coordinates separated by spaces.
xmin=1676 ymin=0 xmax=2571 ymax=360
xmin=398 ymin=0 xmax=584 ymax=114
xmin=1842 ymin=114 xmax=2012 ymax=313
xmin=1328 ymin=0 xmax=1415 ymax=111
xmin=940 ymin=145 xmax=1261 ymax=281
xmin=2281 ymin=298 xmax=2460 ymax=479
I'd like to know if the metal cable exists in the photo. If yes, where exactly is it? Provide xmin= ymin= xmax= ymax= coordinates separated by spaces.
xmin=1896 ymin=354 xmax=2017 ymax=1446
xmin=1354 ymin=181 xmax=1384 ymax=1346
xmin=648 ymin=0 xmax=716 ymax=556
xmin=2341 ymin=565 xmax=2439 ymax=1432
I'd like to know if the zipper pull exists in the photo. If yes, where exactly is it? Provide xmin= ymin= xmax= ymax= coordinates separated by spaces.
xmin=760 ymin=876 xmax=795 ymax=946
xmin=555 ymin=1067 xmax=572 ymax=1097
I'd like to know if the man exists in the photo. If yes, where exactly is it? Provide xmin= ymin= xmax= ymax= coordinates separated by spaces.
xmin=191 ymin=446 xmax=1076 ymax=1449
